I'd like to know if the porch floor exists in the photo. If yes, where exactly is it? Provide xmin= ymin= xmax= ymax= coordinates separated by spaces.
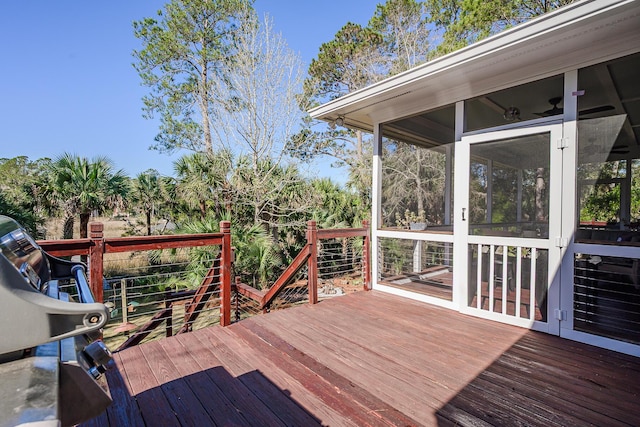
xmin=381 ymin=266 xmax=453 ymax=300
xmin=83 ymin=291 xmax=640 ymax=426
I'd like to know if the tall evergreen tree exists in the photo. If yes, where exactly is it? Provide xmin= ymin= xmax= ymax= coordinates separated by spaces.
xmin=133 ymin=0 xmax=252 ymax=154
xmin=426 ymin=0 xmax=575 ymax=56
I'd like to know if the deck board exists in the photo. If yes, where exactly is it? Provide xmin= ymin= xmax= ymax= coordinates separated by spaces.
xmin=181 ymin=330 xmax=295 ymax=426
xmin=117 ymin=346 xmax=182 ymax=427
xmin=82 ymin=290 xmax=640 ymax=427
xmin=156 ymin=336 xmax=253 ymax=426
xmin=258 ymin=303 xmax=460 ymax=409
xmin=100 ymin=356 xmax=145 ymax=427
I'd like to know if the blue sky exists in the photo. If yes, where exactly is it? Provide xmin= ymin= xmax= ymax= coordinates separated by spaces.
xmin=0 ymin=1 xmax=379 ymax=183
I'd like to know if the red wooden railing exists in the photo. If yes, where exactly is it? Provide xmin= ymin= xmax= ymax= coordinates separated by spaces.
xmin=37 ymin=219 xmax=370 ymax=348
xmin=39 ymin=221 xmax=231 ymax=324
xmin=243 ymin=220 xmax=371 ymax=312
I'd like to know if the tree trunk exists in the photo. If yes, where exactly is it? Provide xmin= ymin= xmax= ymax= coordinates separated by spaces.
xmin=222 ymin=181 xmax=232 ymax=216
xmin=199 ymin=200 xmax=207 ymax=219
xmin=146 ymin=211 xmax=152 ymax=236
xmin=62 ymin=216 xmax=75 ymax=239
xmin=79 ymin=212 xmax=91 ymax=239
xmin=199 ymin=59 xmax=213 ymax=155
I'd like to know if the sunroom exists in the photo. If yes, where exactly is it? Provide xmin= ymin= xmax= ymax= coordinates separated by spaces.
xmin=310 ymin=0 xmax=640 ymax=356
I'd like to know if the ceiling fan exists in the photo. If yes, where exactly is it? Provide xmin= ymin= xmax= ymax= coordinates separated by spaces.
xmin=535 ymin=96 xmax=615 ymax=117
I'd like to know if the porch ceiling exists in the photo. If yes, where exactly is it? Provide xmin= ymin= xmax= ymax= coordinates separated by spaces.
xmin=309 ymin=0 xmax=640 ymax=132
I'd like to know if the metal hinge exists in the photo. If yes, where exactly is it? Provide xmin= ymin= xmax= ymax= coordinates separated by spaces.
xmin=555 ymin=237 xmax=568 ymax=248
xmin=557 ymin=137 xmax=569 ymax=149
xmin=554 ymin=309 xmax=567 ymax=321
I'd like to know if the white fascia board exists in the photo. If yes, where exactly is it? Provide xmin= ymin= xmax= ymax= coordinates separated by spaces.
xmin=309 ymin=0 xmax=639 ymax=127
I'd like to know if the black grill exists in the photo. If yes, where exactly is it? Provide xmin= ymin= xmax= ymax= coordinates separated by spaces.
xmin=0 ymin=215 xmax=112 ymax=426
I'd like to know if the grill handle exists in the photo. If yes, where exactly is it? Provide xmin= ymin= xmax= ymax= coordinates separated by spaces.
xmin=71 ymin=264 xmax=95 ymax=304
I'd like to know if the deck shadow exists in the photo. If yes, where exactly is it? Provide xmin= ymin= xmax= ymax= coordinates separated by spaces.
xmin=87 ymin=363 xmax=324 ymax=426
xmin=435 ymin=331 xmax=640 ymax=426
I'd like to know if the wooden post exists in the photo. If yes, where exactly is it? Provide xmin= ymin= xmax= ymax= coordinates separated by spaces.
xmin=362 ymin=220 xmax=371 ymax=290
xmin=234 ymin=277 xmax=241 ymax=323
xmin=307 ymin=220 xmax=318 ymax=304
xmin=120 ymin=279 xmax=128 ymax=324
xmin=220 ymin=221 xmax=232 ymax=326
xmin=88 ymin=222 xmax=104 ymax=303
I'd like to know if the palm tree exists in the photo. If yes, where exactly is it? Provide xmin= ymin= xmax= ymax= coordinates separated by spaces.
xmin=174 ymin=151 xmax=232 ymax=219
xmin=180 ymin=215 xmax=282 ymax=290
xmin=48 ymin=153 xmax=129 ymax=239
xmin=131 ymin=170 xmax=164 ymax=235
xmin=311 ymin=178 xmax=367 ymax=228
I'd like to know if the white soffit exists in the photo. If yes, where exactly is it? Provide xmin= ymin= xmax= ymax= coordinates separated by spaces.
xmin=309 ymin=0 xmax=640 ymax=131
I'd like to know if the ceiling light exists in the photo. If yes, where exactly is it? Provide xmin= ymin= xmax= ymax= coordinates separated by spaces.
xmin=503 ymin=106 xmax=520 ymax=121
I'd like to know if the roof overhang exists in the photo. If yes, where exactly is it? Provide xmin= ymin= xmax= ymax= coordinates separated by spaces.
xmin=309 ymin=0 xmax=640 ymax=131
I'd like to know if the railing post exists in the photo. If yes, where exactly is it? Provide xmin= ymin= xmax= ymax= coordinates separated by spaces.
xmin=120 ymin=278 xmax=128 ymax=324
xmin=220 ymin=221 xmax=232 ymax=326
xmin=234 ymin=277 xmax=241 ymax=323
xmin=307 ymin=220 xmax=318 ymax=304
xmin=88 ymin=222 xmax=104 ymax=303
xmin=362 ymin=220 xmax=371 ymax=290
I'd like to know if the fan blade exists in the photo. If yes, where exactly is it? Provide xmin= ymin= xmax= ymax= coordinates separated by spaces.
xmin=534 ymin=107 xmax=563 ymax=117
xmin=534 ymin=110 xmax=552 ymax=117
xmin=579 ymin=105 xmax=614 ymax=116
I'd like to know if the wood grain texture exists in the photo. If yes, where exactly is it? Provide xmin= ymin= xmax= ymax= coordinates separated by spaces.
xmin=81 ymin=290 xmax=640 ymax=427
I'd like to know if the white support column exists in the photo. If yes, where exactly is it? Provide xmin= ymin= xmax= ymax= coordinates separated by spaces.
xmin=371 ymin=122 xmax=383 ymax=288
xmin=452 ymin=101 xmax=466 ymax=308
xmin=559 ymin=69 xmax=579 ymax=335
xmin=413 ymin=240 xmax=422 ymax=273
xmin=445 ymin=145 xmax=453 ymax=226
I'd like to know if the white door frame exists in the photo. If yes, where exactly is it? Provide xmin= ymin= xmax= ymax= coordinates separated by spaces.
xmin=453 ymin=124 xmax=564 ymax=334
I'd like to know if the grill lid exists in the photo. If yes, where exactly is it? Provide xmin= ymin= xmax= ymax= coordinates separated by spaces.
xmin=0 ymin=216 xmax=50 ymax=290
xmin=0 ymin=215 xmax=109 ymax=355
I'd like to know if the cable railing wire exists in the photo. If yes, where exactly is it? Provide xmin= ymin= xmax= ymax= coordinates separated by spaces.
xmin=101 ymin=251 xmax=223 ymax=350
xmin=40 ymin=220 xmax=370 ymax=348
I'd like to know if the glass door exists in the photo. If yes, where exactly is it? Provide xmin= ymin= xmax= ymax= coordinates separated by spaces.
xmin=454 ymin=124 xmax=563 ymax=333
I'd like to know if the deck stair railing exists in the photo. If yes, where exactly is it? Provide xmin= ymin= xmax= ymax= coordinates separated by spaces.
xmin=39 ymin=221 xmax=232 ymax=351
xmin=38 ymin=220 xmax=370 ymax=349
xmin=231 ymin=220 xmax=371 ymax=322
xmin=112 ymin=253 xmax=223 ymax=351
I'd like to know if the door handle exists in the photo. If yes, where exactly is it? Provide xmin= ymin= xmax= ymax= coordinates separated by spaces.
xmin=462 ymin=208 xmax=466 ymax=221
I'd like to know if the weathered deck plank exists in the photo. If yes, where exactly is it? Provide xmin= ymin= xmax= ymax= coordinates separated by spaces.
xmin=219 ymin=325 xmax=381 ymax=426
xmin=116 ymin=346 xmax=182 ymax=426
xmin=100 ymin=355 xmax=145 ymax=427
xmin=175 ymin=330 xmax=294 ymax=426
xmin=81 ymin=290 xmax=640 ymax=427
xmin=239 ymin=320 xmax=420 ymax=426
xmin=138 ymin=340 xmax=216 ymax=426
xmin=252 ymin=302 xmax=456 ymax=420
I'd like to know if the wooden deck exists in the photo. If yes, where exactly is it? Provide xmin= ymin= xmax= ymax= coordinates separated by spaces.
xmin=83 ymin=291 xmax=640 ymax=426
